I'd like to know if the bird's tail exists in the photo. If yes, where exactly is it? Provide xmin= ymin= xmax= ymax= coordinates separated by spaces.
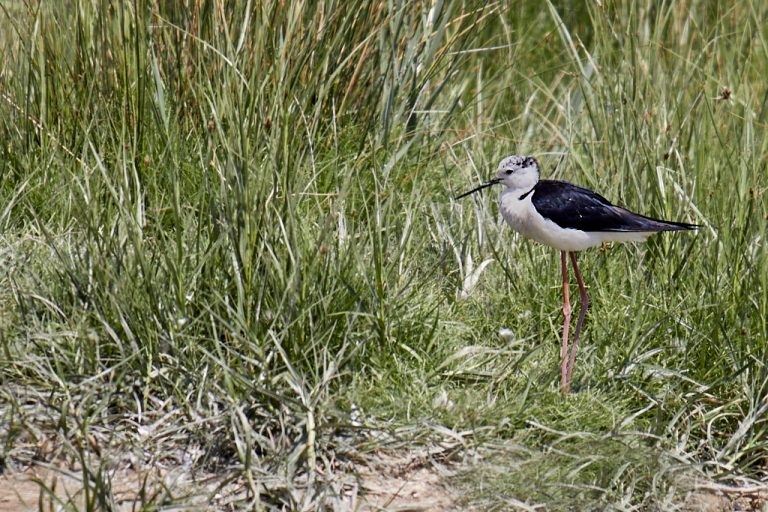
xmin=615 ymin=207 xmax=700 ymax=232
xmin=652 ymin=218 xmax=700 ymax=231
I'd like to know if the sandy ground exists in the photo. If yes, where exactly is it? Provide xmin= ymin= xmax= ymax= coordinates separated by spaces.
xmin=0 ymin=464 xmax=215 ymax=511
xmin=1 ymin=455 xmax=766 ymax=511
xmin=0 ymin=452 xmax=461 ymax=512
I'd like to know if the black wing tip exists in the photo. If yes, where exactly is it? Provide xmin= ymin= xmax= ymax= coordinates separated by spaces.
xmin=619 ymin=208 xmax=701 ymax=232
xmin=595 ymin=222 xmax=700 ymax=233
xmin=660 ymin=220 xmax=701 ymax=231
xmin=637 ymin=221 xmax=701 ymax=233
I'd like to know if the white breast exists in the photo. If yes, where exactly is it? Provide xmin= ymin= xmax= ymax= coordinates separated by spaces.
xmin=498 ymin=188 xmax=651 ymax=252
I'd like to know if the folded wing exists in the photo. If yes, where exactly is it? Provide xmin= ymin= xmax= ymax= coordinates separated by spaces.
xmin=531 ymin=180 xmax=698 ymax=233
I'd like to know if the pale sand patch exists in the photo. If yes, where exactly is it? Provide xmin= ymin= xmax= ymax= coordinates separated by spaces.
xmin=2 ymin=453 xmax=765 ymax=511
xmin=0 ymin=464 xmax=226 ymax=511
xmin=0 ymin=449 xmax=464 ymax=512
xmin=354 ymin=450 xmax=463 ymax=511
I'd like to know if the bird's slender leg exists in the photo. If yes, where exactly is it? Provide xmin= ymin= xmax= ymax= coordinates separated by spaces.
xmin=560 ymin=251 xmax=571 ymax=394
xmin=565 ymin=251 xmax=590 ymax=390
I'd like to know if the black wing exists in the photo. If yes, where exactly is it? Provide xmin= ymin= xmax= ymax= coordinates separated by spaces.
xmin=530 ymin=180 xmax=698 ymax=232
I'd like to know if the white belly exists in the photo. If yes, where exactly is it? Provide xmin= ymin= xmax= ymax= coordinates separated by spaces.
xmin=499 ymin=189 xmax=652 ymax=251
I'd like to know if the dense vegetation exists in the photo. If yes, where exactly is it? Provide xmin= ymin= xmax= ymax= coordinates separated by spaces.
xmin=1 ymin=0 xmax=766 ymax=509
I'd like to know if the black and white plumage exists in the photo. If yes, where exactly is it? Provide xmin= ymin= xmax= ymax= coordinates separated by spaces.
xmin=457 ymin=155 xmax=699 ymax=393
xmin=526 ymin=180 xmax=698 ymax=235
xmin=457 ymin=155 xmax=698 ymax=251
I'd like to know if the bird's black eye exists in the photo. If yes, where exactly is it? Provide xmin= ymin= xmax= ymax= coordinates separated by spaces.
xmin=505 ymin=169 xmax=513 ymax=175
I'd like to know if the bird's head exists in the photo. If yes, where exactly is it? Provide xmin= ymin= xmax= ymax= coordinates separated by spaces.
xmin=495 ymin=155 xmax=540 ymax=190
xmin=456 ymin=155 xmax=540 ymax=199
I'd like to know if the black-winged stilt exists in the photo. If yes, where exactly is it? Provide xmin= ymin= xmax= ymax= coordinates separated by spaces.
xmin=457 ymin=155 xmax=698 ymax=394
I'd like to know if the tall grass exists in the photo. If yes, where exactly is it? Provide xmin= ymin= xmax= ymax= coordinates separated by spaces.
xmin=1 ymin=0 xmax=766 ymax=509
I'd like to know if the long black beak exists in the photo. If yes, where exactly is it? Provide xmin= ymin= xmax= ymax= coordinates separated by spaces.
xmin=455 ymin=178 xmax=501 ymax=199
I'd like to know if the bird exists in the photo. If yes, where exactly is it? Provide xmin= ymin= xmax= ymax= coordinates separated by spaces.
xmin=456 ymin=155 xmax=698 ymax=394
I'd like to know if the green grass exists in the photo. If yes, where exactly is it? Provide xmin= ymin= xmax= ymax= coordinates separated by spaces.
xmin=1 ymin=0 xmax=766 ymax=509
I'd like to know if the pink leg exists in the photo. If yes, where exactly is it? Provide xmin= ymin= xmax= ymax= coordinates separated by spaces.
xmin=565 ymin=251 xmax=590 ymax=390
xmin=560 ymin=251 xmax=571 ymax=394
